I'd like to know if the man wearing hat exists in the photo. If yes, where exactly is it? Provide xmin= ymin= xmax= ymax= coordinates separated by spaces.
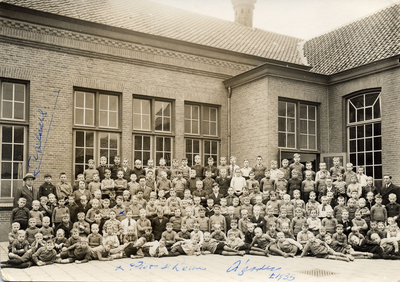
xmin=13 ymin=173 xmax=39 ymax=209
xmin=39 ymin=173 xmax=57 ymax=199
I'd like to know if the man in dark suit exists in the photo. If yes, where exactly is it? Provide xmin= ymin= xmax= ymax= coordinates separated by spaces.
xmin=151 ymin=209 xmax=169 ymax=241
xmin=377 ymin=174 xmax=400 ymax=205
xmin=13 ymin=173 xmax=39 ymax=209
xmin=206 ymin=184 xmax=223 ymax=205
xmin=250 ymin=206 xmax=266 ymax=232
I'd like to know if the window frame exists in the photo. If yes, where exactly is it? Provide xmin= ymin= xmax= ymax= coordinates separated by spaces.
xmin=74 ymin=89 xmax=121 ymax=131
xmin=0 ymin=79 xmax=29 ymax=125
xmin=347 ymin=91 xmax=381 ymax=126
xmin=184 ymin=104 xmax=200 ymax=135
xmin=185 ymin=138 xmax=201 ymax=167
xmin=278 ymin=100 xmax=297 ymax=149
xmin=74 ymin=91 xmax=95 ymax=127
xmin=132 ymin=134 xmax=174 ymax=168
xmin=184 ymin=102 xmax=220 ymax=166
xmin=0 ymin=79 xmax=29 ymax=200
xmin=73 ymin=88 xmax=122 ymax=176
xmin=0 ymin=125 xmax=28 ymax=198
xmin=132 ymin=96 xmax=175 ymax=167
xmin=346 ymin=89 xmax=382 ymax=181
xmin=99 ymin=94 xmax=119 ymax=129
xmin=202 ymin=106 xmax=218 ymax=137
xmin=278 ymin=98 xmax=319 ymax=152
xmin=299 ymin=104 xmax=317 ymax=150
xmin=133 ymin=96 xmax=175 ymax=135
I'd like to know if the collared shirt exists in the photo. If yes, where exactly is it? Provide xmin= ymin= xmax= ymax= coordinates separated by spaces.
xmin=240 ymin=167 xmax=252 ymax=177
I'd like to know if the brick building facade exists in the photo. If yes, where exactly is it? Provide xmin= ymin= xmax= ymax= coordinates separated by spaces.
xmin=0 ymin=0 xmax=399 ymax=240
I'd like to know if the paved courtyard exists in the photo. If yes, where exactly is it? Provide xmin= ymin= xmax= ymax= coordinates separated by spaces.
xmin=1 ymin=242 xmax=399 ymax=282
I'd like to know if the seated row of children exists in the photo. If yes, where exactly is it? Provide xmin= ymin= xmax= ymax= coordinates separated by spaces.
xmin=4 ymin=211 xmax=399 ymax=268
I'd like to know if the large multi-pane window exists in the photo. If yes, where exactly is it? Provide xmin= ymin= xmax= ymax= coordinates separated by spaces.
xmin=133 ymin=97 xmax=174 ymax=167
xmin=347 ymin=91 xmax=382 ymax=180
xmin=0 ymin=81 xmax=28 ymax=198
xmin=278 ymin=100 xmax=318 ymax=151
xmin=73 ymin=90 xmax=120 ymax=177
xmin=184 ymin=104 xmax=219 ymax=166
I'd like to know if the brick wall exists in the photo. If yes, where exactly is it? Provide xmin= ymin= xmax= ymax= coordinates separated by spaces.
xmin=327 ymin=68 xmax=400 ymax=183
xmin=231 ymin=76 xmax=328 ymax=167
xmin=230 ymin=78 xmax=269 ymax=166
xmin=0 ymin=208 xmax=12 ymax=242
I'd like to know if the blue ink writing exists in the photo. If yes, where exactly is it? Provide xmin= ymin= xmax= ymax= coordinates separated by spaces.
xmin=269 ymin=273 xmax=296 ymax=281
xmin=115 ymin=265 xmax=124 ymax=271
xmin=226 ymin=259 xmax=294 ymax=279
xmin=116 ymin=260 xmax=206 ymax=272
xmin=28 ymin=90 xmax=61 ymax=177
xmin=28 ymin=109 xmax=47 ymax=171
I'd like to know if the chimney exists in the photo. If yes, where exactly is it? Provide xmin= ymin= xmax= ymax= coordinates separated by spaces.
xmin=231 ymin=0 xmax=257 ymax=28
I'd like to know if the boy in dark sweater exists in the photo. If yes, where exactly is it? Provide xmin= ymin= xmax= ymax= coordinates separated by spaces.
xmin=55 ymin=214 xmax=74 ymax=238
xmin=39 ymin=174 xmax=57 ymax=199
xmin=10 ymin=198 xmax=30 ymax=230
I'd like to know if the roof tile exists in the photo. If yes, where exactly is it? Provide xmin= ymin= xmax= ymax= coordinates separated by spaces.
xmin=304 ymin=3 xmax=400 ymax=75
xmin=1 ymin=0 xmax=304 ymax=64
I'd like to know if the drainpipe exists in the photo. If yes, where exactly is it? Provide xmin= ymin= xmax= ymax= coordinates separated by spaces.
xmin=228 ymin=87 xmax=232 ymax=158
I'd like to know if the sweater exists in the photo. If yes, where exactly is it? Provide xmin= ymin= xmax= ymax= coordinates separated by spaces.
xmin=32 ymin=247 xmax=57 ymax=264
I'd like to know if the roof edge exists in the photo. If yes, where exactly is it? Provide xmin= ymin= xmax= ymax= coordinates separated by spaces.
xmin=328 ymin=55 xmax=400 ymax=85
xmin=223 ymin=61 xmax=326 ymax=89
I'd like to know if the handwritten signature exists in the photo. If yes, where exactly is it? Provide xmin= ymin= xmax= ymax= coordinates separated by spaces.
xmin=28 ymin=90 xmax=61 ymax=177
xmin=226 ymin=259 xmax=295 ymax=280
xmin=116 ymin=259 xmax=206 ymax=272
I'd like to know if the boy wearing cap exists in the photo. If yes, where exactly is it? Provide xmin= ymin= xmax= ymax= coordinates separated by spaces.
xmin=39 ymin=174 xmax=57 ymax=199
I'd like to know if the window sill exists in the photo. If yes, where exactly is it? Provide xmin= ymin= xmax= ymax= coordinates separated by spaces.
xmin=0 ymin=198 xmax=14 ymax=208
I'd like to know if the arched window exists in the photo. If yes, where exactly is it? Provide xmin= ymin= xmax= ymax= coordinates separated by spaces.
xmin=347 ymin=90 xmax=381 ymax=180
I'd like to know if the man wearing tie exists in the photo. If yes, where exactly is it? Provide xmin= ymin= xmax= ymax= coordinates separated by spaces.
xmin=377 ymin=174 xmax=400 ymax=205
xmin=13 ymin=173 xmax=39 ymax=209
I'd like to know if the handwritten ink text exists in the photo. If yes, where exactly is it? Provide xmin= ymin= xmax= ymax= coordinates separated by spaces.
xmin=28 ymin=90 xmax=60 ymax=177
xmin=226 ymin=259 xmax=295 ymax=280
xmin=28 ymin=109 xmax=47 ymax=175
xmin=115 ymin=260 xmax=206 ymax=272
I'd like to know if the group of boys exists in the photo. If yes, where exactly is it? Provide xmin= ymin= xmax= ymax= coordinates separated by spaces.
xmin=4 ymin=153 xmax=400 ymax=268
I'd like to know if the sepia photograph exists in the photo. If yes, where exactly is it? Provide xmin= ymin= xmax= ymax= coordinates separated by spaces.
xmin=0 ymin=0 xmax=399 ymax=281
